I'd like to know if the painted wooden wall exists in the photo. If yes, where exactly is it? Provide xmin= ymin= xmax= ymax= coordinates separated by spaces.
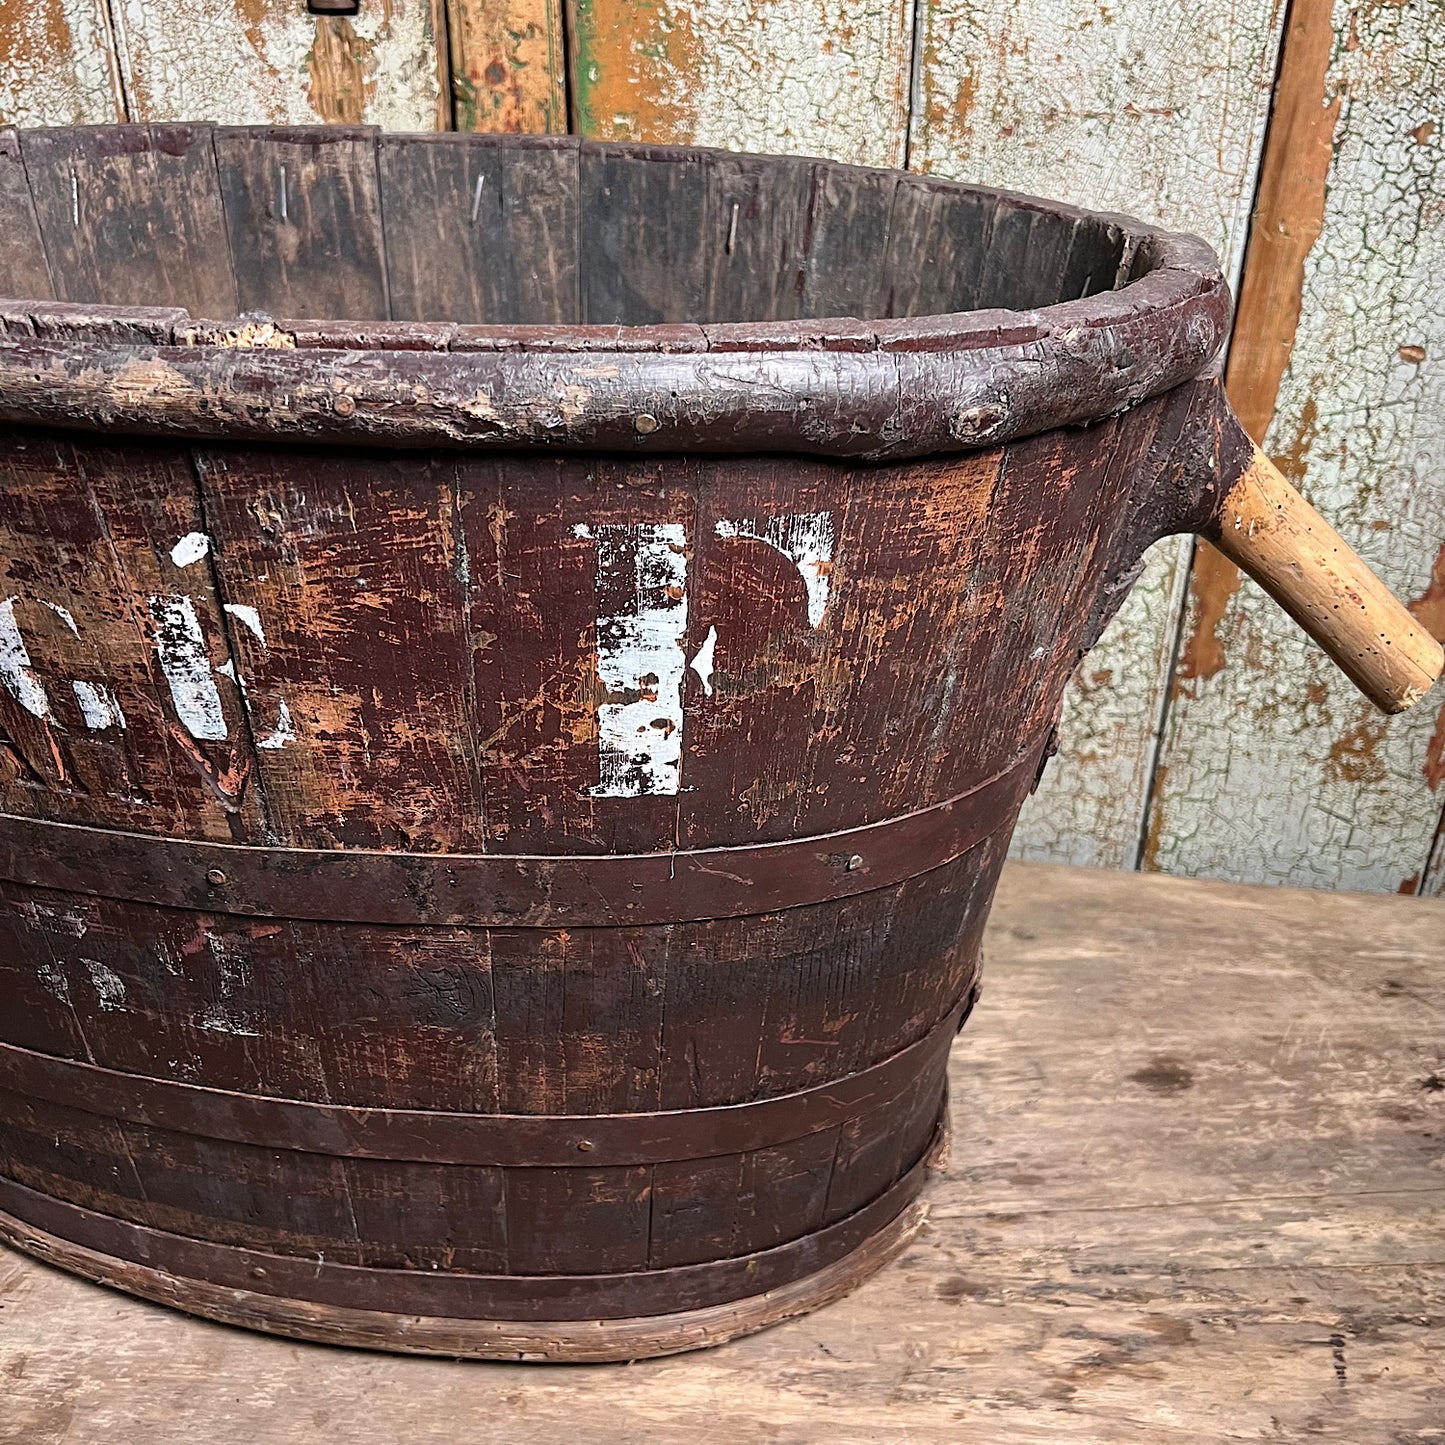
xmin=0 ymin=0 xmax=1441 ymax=893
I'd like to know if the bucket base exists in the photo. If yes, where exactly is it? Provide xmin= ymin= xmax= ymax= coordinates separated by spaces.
xmin=0 ymin=1197 xmax=927 ymax=1362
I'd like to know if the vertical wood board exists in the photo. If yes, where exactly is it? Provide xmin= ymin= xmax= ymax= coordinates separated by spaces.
xmin=107 ymin=1 xmax=447 ymax=130
xmin=567 ymin=0 xmax=915 ymax=166
xmin=19 ymin=124 xmax=238 ymax=316
xmin=910 ymin=0 xmax=1289 ymax=870
xmin=1148 ymin=0 xmax=1445 ymax=894
xmin=0 ymin=0 xmax=122 ymax=128
xmin=446 ymin=0 xmax=567 ymax=134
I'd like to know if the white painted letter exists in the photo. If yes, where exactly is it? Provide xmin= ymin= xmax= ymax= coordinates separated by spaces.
xmin=715 ymin=512 xmax=835 ymax=628
xmin=576 ymin=522 xmax=689 ymax=797
xmin=148 ymin=596 xmax=228 ymax=741
xmin=0 ymin=598 xmax=53 ymax=720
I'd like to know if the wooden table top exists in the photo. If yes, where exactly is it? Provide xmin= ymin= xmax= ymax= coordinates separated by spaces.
xmin=2 ymin=861 xmax=1441 ymax=1443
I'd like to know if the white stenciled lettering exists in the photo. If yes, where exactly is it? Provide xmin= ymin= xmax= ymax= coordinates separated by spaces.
xmin=148 ymin=595 xmax=228 ymax=741
xmin=575 ymin=522 xmax=689 ymax=797
xmin=71 ymin=680 xmax=126 ymax=730
xmin=0 ymin=597 xmax=54 ymax=720
xmin=715 ymin=512 xmax=835 ymax=627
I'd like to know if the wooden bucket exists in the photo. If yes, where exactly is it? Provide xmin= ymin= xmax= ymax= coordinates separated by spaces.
xmin=0 ymin=127 xmax=1437 ymax=1361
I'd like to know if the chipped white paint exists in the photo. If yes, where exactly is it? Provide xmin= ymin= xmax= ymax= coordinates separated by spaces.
xmin=576 ymin=521 xmax=690 ymax=798
xmin=109 ymin=0 xmax=443 ymax=129
xmin=574 ymin=0 xmax=915 ymax=166
xmin=82 ymin=957 xmax=126 ymax=1011
xmin=34 ymin=961 xmax=71 ymax=1006
xmin=72 ymin=680 xmax=126 ymax=731
xmin=0 ymin=0 xmax=123 ymax=127
xmin=257 ymin=699 xmax=296 ymax=751
xmin=1149 ymin=0 xmax=1445 ymax=895
xmin=170 ymin=532 xmax=211 ymax=568
xmin=41 ymin=601 xmax=79 ymax=634
xmin=912 ymin=0 xmax=1289 ymax=871
xmin=223 ymin=603 xmax=266 ymax=647
xmin=689 ymin=624 xmax=718 ymax=697
xmin=0 ymin=597 xmax=54 ymax=721
xmin=195 ymin=935 xmax=259 ymax=1038
xmin=23 ymin=901 xmax=88 ymax=938
xmin=148 ymin=595 xmax=228 ymax=742
xmin=715 ymin=512 xmax=835 ymax=628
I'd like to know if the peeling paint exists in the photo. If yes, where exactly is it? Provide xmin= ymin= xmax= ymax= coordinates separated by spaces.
xmin=171 ymin=532 xmax=211 ymax=568
xmin=0 ymin=597 xmax=53 ymax=720
xmin=35 ymin=960 xmax=70 ymax=1005
xmin=571 ymin=0 xmax=914 ymax=166
xmin=1150 ymin=0 xmax=1445 ymax=893
xmin=257 ymin=698 xmax=296 ymax=750
xmin=576 ymin=521 xmax=690 ymax=798
xmin=975 ymin=0 xmax=1290 ymax=870
xmin=449 ymin=0 xmax=566 ymax=134
xmin=148 ymin=594 xmax=228 ymax=742
xmin=716 ymin=512 xmax=835 ymax=628
xmin=82 ymin=956 xmax=126 ymax=1010
xmin=111 ymin=0 xmax=442 ymax=129
xmin=71 ymin=679 xmax=125 ymax=730
xmin=223 ymin=602 xmax=267 ymax=646
xmin=689 ymin=623 xmax=718 ymax=696
xmin=0 ymin=0 xmax=123 ymax=127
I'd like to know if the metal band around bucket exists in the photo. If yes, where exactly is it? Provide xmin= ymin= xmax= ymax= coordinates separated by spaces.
xmin=0 ymin=998 xmax=963 ymax=1168
xmin=0 ymin=1136 xmax=937 ymax=1323
xmin=0 ymin=739 xmax=1043 ymax=928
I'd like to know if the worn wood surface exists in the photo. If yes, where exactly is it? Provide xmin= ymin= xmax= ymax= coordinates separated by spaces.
xmin=107 ymin=0 xmax=447 ymax=130
xmin=1 ymin=859 xmax=1440 ymax=1440
xmin=446 ymin=0 xmax=565 ymax=133
xmin=567 ymin=0 xmax=914 ymax=166
xmin=910 ymin=0 xmax=1290 ymax=871
xmin=1148 ymin=0 xmax=1445 ymax=893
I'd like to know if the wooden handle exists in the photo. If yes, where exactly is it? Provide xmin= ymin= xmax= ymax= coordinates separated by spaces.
xmin=1206 ymin=446 xmax=1443 ymax=714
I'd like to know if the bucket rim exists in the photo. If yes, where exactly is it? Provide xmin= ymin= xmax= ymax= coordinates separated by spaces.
xmin=0 ymin=127 xmax=1229 ymax=460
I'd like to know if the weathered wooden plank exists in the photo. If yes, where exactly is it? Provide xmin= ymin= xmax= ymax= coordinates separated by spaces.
xmin=191 ymin=448 xmax=485 ymax=851
xmin=379 ymin=133 xmax=579 ymax=324
xmin=0 ymin=433 xmax=266 ymax=842
xmin=107 ymin=0 xmax=447 ymax=130
xmin=446 ymin=0 xmax=566 ymax=134
xmin=567 ymin=0 xmax=914 ymax=167
xmin=0 ymin=0 xmax=123 ymax=128
xmin=19 ymin=124 xmax=237 ymax=315
xmin=2 ymin=862 xmax=1441 ymax=1441
xmin=1147 ymin=0 xmax=1445 ymax=894
xmin=579 ymin=142 xmax=709 ymax=325
xmin=702 ymin=152 xmax=813 ymax=322
xmin=213 ymin=127 xmax=388 ymax=321
xmin=0 ymin=129 xmax=53 ymax=300
xmin=911 ymin=0 xmax=1289 ymax=870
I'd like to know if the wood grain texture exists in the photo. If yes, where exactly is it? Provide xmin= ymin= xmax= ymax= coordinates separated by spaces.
xmin=446 ymin=0 xmax=566 ymax=133
xmin=1207 ymin=445 xmax=1443 ymax=716
xmin=0 ymin=0 xmax=122 ymax=128
xmin=107 ymin=0 xmax=447 ymax=130
xmin=1148 ymin=0 xmax=1445 ymax=893
xmin=19 ymin=124 xmax=238 ymax=316
xmin=567 ymin=0 xmax=915 ymax=166
xmin=1 ymin=861 xmax=1440 ymax=1436
xmin=213 ymin=127 xmax=389 ymax=321
xmin=910 ymin=0 xmax=1290 ymax=870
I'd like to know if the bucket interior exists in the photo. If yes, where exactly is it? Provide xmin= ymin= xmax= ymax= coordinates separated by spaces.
xmin=3 ymin=130 xmax=1133 ymax=328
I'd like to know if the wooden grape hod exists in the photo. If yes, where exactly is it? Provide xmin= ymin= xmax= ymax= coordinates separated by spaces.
xmin=0 ymin=126 xmax=1437 ymax=1361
